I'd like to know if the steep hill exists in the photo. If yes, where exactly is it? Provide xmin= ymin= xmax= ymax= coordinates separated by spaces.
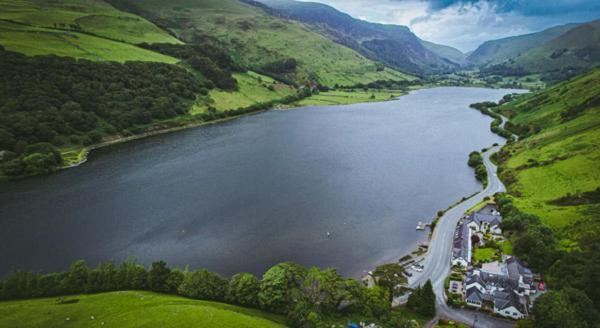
xmin=107 ymin=0 xmax=412 ymax=86
xmin=0 ymin=291 xmax=286 ymax=328
xmin=505 ymin=20 xmax=600 ymax=78
xmin=467 ymin=23 xmax=579 ymax=66
xmin=0 ymin=0 xmax=182 ymax=63
xmin=497 ymin=68 xmax=600 ymax=241
xmin=255 ymin=0 xmax=460 ymax=74
xmin=419 ymin=40 xmax=466 ymax=65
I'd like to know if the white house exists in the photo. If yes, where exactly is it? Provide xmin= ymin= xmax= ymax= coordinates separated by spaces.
xmin=466 ymin=204 xmax=502 ymax=234
xmin=463 ymin=256 xmax=534 ymax=319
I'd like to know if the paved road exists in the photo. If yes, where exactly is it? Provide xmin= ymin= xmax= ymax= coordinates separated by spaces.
xmin=407 ymin=143 xmax=515 ymax=328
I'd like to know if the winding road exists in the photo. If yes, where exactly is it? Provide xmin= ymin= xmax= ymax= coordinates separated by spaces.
xmin=406 ymin=142 xmax=516 ymax=328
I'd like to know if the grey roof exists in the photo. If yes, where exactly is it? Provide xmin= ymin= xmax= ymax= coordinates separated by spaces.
xmin=466 ymin=269 xmax=519 ymax=290
xmin=467 ymin=204 xmax=503 ymax=227
xmin=465 ymin=273 xmax=486 ymax=287
xmin=506 ymin=256 xmax=533 ymax=284
xmin=494 ymin=289 xmax=525 ymax=313
xmin=452 ymin=222 xmax=470 ymax=260
xmin=468 ymin=212 xmax=502 ymax=226
xmin=466 ymin=287 xmax=483 ymax=303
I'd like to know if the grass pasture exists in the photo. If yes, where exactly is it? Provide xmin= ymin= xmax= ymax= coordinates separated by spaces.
xmin=191 ymin=71 xmax=297 ymax=114
xmin=0 ymin=291 xmax=286 ymax=328
xmin=296 ymin=89 xmax=405 ymax=106
xmin=0 ymin=0 xmax=180 ymax=44
xmin=498 ymin=68 xmax=600 ymax=240
xmin=0 ymin=20 xmax=178 ymax=63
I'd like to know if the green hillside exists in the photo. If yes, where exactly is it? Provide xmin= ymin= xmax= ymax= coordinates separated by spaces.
xmin=107 ymin=0 xmax=413 ymax=86
xmin=0 ymin=0 xmax=181 ymax=44
xmin=497 ymin=68 xmax=600 ymax=242
xmin=467 ymin=23 xmax=579 ymax=66
xmin=506 ymin=20 xmax=600 ymax=76
xmin=192 ymin=71 xmax=297 ymax=114
xmin=0 ymin=0 xmax=181 ymax=63
xmin=0 ymin=291 xmax=286 ymax=328
xmin=420 ymin=39 xmax=466 ymax=65
xmin=0 ymin=20 xmax=178 ymax=63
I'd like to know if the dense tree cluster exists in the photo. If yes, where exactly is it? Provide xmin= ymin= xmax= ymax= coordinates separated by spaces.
xmin=260 ymin=58 xmax=297 ymax=75
xmin=0 ymin=47 xmax=202 ymax=178
xmin=480 ymin=64 xmax=528 ymax=77
xmin=495 ymin=194 xmax=600 ymax=327
xmin=406 ymin=280 xmax=435 ymax=318
xmin=346 ymin=79 xmax=420 ymax=90
xmin=0 ymin=259 xmax=421 ymax=327
xmin=467 ymin=151 xmax=487 ymax=185
xmin=139 ymin=43 xmax=242 ymax=90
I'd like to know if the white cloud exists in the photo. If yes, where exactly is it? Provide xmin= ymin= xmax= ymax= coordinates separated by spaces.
xmin=296 ymin=0 xmax=597 ymax=52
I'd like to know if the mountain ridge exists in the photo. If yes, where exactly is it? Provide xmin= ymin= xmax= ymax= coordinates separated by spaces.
xmin=254 ymin=0 xmax=464 ymax=74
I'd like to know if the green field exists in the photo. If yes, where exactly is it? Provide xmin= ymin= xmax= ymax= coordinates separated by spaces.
xmin=0 ymin=0 xmax=181 ymax=44
xmin=0 ymin=291 xmax=286 ymax=328
xmin=296 ymin=89 xmax=405 ymax=106
xmin=0 ymin=20 xmax=178 ymax=63
xmin=111 ymin=0 xmax=413 ymax=86
xmin=0 ymin=0 xmax=180 ymax=63
xmin=192 ymin=71 xmax=296 ymax=114
xmin=473 ymin=247 xmax=497 ymax=262
xmin=498 ymin=68 xmax=600 ymax=240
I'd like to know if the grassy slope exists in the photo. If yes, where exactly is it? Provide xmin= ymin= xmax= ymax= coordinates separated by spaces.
xmin=0 ymin=0 xmax=179 ymax=62
xmin=467 ymin=23 xmax=578 ymax=66
xmin=0 ymin=20 xmax=178 ymax=63
xmin=498 ymin=69 xmax=600 ymax=244
xmin=0 ymin=0 xmax=181 ymax=44
xmin=192 ymin=71 xmax=296 ymax=114
xmin=507 ymin=20 xmax=600 ymax=73
xmin=0 ymin=291 xmax=286 ymax=328
xmin=123 ymin=0 xmax=412 ymax=86
xmin=296 ymin=89 xmax=405 ymax=106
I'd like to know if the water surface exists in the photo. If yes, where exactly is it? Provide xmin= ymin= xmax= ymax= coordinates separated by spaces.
xmin=0 ymin=87 xmax=520 ymax=277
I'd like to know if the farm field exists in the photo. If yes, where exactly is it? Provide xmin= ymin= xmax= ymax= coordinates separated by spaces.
xmin=0 ymin=291 xmax=286 ymax=328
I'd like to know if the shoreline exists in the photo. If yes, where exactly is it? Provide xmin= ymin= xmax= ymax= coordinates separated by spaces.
xmin=58 ymin=89 xmax=418 ymax=171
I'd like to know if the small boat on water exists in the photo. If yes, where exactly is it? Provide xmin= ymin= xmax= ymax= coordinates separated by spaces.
xmin=416 ymin=221 xmax=426 ymax=230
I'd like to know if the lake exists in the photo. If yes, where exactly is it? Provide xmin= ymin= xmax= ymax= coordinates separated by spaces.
xmin=0 ymin=87 xmax=521 ymax=277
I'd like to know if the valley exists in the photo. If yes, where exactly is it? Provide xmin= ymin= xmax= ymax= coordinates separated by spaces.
xmin=0 ymin=0 xmax=599 ymax=327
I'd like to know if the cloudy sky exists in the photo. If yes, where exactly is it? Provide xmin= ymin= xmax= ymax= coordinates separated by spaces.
xmin=298 ymin=0 xmax=600 ymax=52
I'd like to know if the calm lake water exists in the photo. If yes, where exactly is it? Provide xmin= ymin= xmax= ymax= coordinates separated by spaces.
xmin=0 ymin=87 xmax=521 ymax=277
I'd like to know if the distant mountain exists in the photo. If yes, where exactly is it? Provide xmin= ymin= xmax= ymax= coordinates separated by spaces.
xmin=255 ymin=0 xmax=462 ymax=74
xmin=506 ymin=20 xmax=600 ymax=74
xmin=475 ymin=20 xmax=600 ymax=82
xmin=420 ymin=40 xmax=466 ymax=65
xmin=467 ymin=23 xmax=580 ymax=66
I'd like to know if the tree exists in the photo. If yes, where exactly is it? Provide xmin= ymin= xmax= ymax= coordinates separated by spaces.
xmin=178 ymin=269 xmax=227 ymax=301
xmin=301 ymin=268 xmax=350 ymax=313
xmin=61 ymin=260 xmax=90 ymax=293
xmin=258 ymin=262 xmax=306 ymax=314
xmin=357 ymin=285 xmax=390 ymax=318
xmin=407 ymin=280 xmax=435 ymax=318
xmin=226 ymin=273 xmax=260 ymax=307
xmin=148 ymin=261 xmax=171 ymax=293
xmin=372 ymin=263 xmax=407 ymax=302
